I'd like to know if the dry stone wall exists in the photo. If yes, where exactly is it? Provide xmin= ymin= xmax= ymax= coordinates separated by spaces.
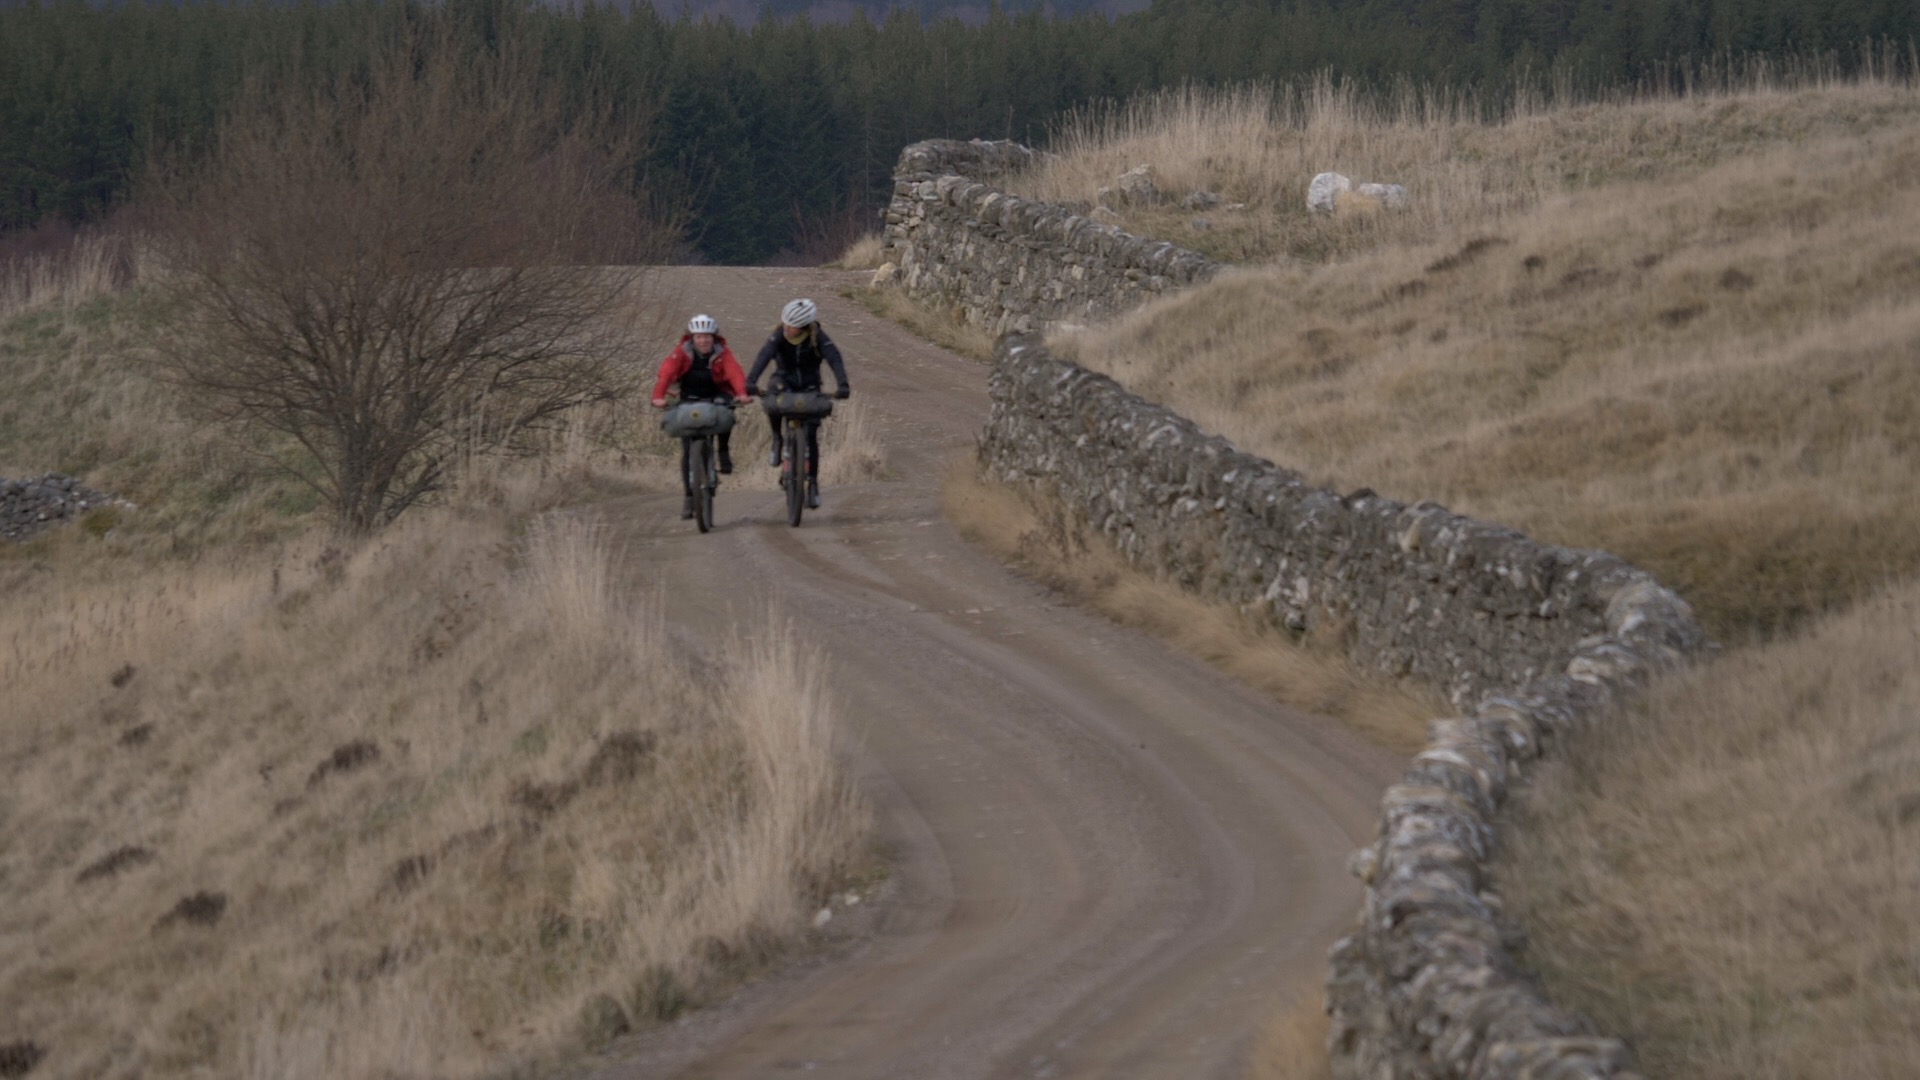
xmin=878 ymin=139 xmax=1222 ymax=335
xmin=981 ymin=334 xmax=1708 ymax=1080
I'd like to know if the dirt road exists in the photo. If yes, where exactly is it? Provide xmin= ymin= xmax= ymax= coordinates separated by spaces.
xmin=587 ymin=268 xmax=1398 ymax=1080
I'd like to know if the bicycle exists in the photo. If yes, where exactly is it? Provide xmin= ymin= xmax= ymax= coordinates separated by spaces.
xmin=758 ymin=390 xmax=835 ymax=527
xmin=659 ymin=397 xmax=738 ymax=533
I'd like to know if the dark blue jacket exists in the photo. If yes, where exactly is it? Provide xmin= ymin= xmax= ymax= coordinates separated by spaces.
xmin=748 ymin=325 xmax=849 ymax=394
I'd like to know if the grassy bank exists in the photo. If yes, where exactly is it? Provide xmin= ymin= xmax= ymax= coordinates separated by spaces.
xmin=1499 ymin=580 xmax=1920 ymax=1078
xmin=841 ymin=281 xmax=997 ymax=364
xmin=1053 ymin=80 xmax=1920 ymax=642
xmin=1 ymin=511 xmax=867 ymax=1078
xmin=1000 ymin=75 xmax=1920 ymax=1077
xmin=0 ymin=252 xmax=870 ymax=1079
xmin=1011 ymin=72 xmax=1920 ymax=267
xmin=0 ymin=258 xmax=319 ymax=555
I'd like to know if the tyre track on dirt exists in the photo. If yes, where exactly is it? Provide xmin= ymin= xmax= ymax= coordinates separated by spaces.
xmin=586 ymin=268 xmax=1398 ymax=1080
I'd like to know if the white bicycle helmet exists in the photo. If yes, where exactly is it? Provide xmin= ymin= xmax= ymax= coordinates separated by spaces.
xmin=687 ymin=314 xmax=718 ymax=334
xmin=780 ymin=298 xmax=817 ymax=328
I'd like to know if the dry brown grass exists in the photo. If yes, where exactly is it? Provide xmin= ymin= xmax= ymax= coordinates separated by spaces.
xmin=1497 ymin=579 xmax=1920 ymax=1080
xmin=0 ymin=233 xmax=136 ymax=320
xmin=1057 ymin=81 xmax=1920 ymax=642
xmin=945 ymin=463 xmax=1440 ymax=753
xmin=818 ymin=397 xmax=890 ymax=485
xmin=1027 ymin=77 xmax=1920 ymax=1080
xmin=0 ymin=508 xmax=868 ymax=1079
xmin=1014 ymin=75 xmax=1920 ymax=266
xmin=843 ymin=284 xmax=997 ymax=363
xmin=829 ymin=232 xmax=887 ymax=271
xmin=1251 ymin=987 xmax=1335 ymax=1080
xmin=1 ymin=259 xmax=869 ymax=1077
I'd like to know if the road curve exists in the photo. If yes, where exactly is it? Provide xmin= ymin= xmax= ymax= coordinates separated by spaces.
xmin=586 ymin=268 xmax=1399 ymax=1080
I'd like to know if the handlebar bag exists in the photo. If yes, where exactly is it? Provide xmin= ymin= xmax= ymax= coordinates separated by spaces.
xmin=660 ymin=400 xmax=737 ymax=437
xmin=759 ymin=392 xmax=835 ymax=419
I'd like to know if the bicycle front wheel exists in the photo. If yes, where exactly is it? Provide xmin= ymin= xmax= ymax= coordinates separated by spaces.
xmin=784 ymin=423 xmax=805 ymax=527
xmin=691 ymin=438 xmax=714 ymax=533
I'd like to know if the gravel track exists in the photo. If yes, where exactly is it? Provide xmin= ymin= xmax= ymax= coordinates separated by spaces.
xmin=586 ymin=268 xmax=1398 ymax=1080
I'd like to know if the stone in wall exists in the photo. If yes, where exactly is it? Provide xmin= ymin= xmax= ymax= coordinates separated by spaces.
xmin=890 ymin=138 xmax=1040 ymax=184
xmin=978 ymin=334 xmax=1708 ymax=1080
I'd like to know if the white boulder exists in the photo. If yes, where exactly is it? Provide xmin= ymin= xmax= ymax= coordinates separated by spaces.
xmin=1116 ymin=164 xmax=1164 ymax=206
xmin=1311 ymin=172 xmax=1412 ymax=214
xmin=1357 ymin=182 xmax=1411 ymax=210
xmin=1307 ymin=171 xmax=1352 ymax=214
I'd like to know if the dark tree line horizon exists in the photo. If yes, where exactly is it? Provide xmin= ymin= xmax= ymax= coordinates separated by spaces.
xmin=2 ymin=0 xmax=1915 ymax=265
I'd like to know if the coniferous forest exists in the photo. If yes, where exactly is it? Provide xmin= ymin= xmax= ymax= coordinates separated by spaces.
xmin=2 ymin=0 xmax=1915 ymax=264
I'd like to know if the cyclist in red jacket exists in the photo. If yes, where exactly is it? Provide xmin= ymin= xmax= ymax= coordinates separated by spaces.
xmin=653 ymin=314 xmax=748 ymax=515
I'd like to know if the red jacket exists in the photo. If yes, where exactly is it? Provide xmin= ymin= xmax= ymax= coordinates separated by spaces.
xmin=652 ymin=334 xmax=748 ymax=404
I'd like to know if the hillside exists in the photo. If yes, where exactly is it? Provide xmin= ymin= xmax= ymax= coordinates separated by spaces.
xmin=1502 ymin=576 xmax=1920 ymax=1079
xmin=1031 ymin=77 xmax=1920 ymax=1074
xmin=1046 ymin=78 xmax=1920 ymax=640
xmin=0 ymin=266 xmax=867 ymax=1078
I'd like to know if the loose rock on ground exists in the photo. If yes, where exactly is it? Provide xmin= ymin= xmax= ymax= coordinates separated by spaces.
xmin=1309 ymin=171 xmax=1412 ymax=214
xmin=1 ymin=473 xmax=128 ymax=543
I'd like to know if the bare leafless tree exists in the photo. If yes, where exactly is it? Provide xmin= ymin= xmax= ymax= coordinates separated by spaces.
xmin=148 ymin=31 xmax=679 ymax=532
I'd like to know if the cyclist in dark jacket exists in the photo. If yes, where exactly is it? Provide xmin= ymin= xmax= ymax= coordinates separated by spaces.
xmin=746 ymin=298 xmax=851 ymax=508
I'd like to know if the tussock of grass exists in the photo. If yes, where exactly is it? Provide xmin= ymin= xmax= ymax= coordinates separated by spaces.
xmin=1058 ymin=82 xmax=1920 ymax=641
xmin=1497 ymin=579 xmax=1920 ymax=1079
xmin=1015 ymin=76 xmax=1920 ymax=265
xmin=0 ymin=509 xmax=867 ymax=1078
xmin=945 ymin=463 xmax=1439 ymax=753
xmin=829 ymin=233 xmax=886 ymax=271
xmin=842 ymin=285 xmax=997 ymax=363
xmin=0 ymin=232 xmax=137 ymax=320
xmin=1251 ymin=986 xmax=1335 ymax=1080
xmin=819 ymin=397 xmax=889 ymax=484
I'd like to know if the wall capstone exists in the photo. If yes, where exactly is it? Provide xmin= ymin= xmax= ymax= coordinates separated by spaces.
xmin=879 ymin=139 xmax=1223 ymax=335
xmin=980 ymin=333 xmax=1709 ymax=1080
